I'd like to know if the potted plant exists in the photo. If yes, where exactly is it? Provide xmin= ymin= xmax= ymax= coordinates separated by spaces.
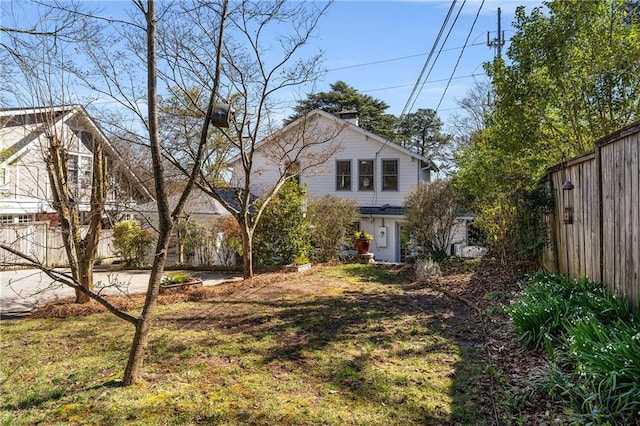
xmin=354 ymin=230 xmax=373 ymax=254
xmin=286 ymin=253 xmax=312 ymax=272
xmin=159 ymin=271 xmax=203 ymax=293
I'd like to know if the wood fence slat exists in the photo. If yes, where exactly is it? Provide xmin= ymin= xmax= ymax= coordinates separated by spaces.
xmin=544 ymin=122 xmax=639 ymax=310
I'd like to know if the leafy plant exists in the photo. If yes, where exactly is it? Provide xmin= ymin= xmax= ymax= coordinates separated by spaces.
xmin=112 ymin=220 xmax=155 ymax=267
xmin=511 ymin=271 xmax=640 ymax=423
xmin=354 ymin=230 xmax=372 ymax=240
xmin=160 ymin=272 xmax=193 ymax=286
xmin=253 ymin=181 xmax=311 ymax=266
xmin=307 ymin=195 xmax=359 ymax=262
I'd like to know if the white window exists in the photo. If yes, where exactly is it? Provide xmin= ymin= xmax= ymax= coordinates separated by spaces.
xmin=67 ymin=153 xmax=93 ymax=198
xmin=17 ymin=215 xmax=33 ymax=223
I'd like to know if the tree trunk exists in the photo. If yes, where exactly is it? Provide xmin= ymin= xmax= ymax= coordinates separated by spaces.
xmin=76 ymin=252 xmax=94 ymax=304
xmin=122 ymin=0 xmax=170 ymax=386
xmin=241 ymin=222 xmax=253 ymax=279
xmin=122 ymin=228 xmax=172 ymax=385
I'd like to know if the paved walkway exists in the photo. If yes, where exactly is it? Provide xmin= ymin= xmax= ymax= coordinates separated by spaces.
xmin=0 ymin=267 xmax=242 ymax=319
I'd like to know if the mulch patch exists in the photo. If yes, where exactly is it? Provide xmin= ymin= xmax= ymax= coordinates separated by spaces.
xmin=430 ymin=256 xmax=566 ymax=425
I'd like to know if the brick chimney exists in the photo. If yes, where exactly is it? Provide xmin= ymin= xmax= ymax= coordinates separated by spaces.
xmin=336 ymin=109 xmax=359 ymax=126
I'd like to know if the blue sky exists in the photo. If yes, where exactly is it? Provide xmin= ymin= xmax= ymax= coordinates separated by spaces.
xmin=303 ymin=0 xmax=544 ymax=122
xmin=3 ymin=0 xmax=545 ymax=128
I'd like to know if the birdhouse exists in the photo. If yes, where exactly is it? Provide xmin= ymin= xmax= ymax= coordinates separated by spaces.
xmin=211 ymin=103 xmax=234 ymax=128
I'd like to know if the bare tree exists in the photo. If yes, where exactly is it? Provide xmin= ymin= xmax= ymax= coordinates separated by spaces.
xmin=1 ymin=4 xmax=116 ymax=303
xmin=404 ymin=181 xmax=460 ymax=259
xmin=449 ymin=78 xmax=494 ymax=149
xmin=1 ymin=0 xmax=226 ymax=384
xmin=1 ymin=0 xmax=337 ymax=385
xmin=154 ymin=0 xmax=340 ymax=278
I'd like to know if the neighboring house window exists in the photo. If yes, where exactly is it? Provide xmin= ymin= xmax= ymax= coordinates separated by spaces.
xmin=336 ymin=160 xmax=351 ymax=191
xmin=0 ymin=215 xmax=12 ymax=224
xmin=358 ymin=159 xmax=374 ymax=191
xmin=17 ymin=215 xmax=32 ymax=223
xmin=382 ymin=159 xmax=398 ymax=191
xmin=67 ymin=153 xmax=93 ymax=198
xmin=0 ymin=168 xmax=8 ymax=197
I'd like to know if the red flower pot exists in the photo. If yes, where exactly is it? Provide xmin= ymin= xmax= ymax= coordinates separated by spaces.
xmin=355 ymin=238 xmax=371 ymax=254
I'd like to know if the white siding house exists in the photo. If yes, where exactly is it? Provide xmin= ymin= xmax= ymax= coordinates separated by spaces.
xmin=229 ymin=109 xmax=438 ymax=263
xmin=0 ymin=105 xmax=153 ymax=225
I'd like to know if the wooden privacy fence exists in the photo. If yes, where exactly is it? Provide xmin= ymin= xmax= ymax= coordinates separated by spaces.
xmin=0 ymin=222 xmax=115 ymax=268
xmin=542 ymin=121 xmax=639 ymax=309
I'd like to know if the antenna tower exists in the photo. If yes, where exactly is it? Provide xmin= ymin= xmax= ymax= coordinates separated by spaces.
xmin=487 ymin=7 xmax=505 ymax=58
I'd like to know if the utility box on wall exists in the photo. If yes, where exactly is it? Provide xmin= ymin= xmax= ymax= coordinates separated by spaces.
xmin=376 ymin=226 xmax=387 ymax=248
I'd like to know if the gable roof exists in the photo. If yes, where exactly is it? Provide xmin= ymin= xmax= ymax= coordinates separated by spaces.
xmin=0 ymin=106 xmax=73 ymax=163
xmin=227 ymin=108 xmax=438 ymax=171
xmin=134 ymin=187 xmax=255 ymax=217
xmin=0 ymin=105 xmax=154 ymax=201
xmin=135 ymin=188 xmax=229 ymax=216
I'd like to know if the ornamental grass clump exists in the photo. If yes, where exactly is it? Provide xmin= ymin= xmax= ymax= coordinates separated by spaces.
xmin=510 ymin=271 xmax=640 ymax=423
xmin=563 ymin=317 xmax=640 ymax=422
xmin=510 ymin=272 xmax=634 ymax=352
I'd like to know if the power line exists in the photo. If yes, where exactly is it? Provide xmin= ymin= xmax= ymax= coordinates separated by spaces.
xmin=399 ymin=0 xmax=458 ymax=119
xmin=361 ymin=72 xmax=486 ymax=94
xmin=326 ymin=42 xmax=485 ymax=72
xmin=435 ymin=0 xmax=485 ymax=114
xmin=406 ymin=0 xmax=467 ymax=115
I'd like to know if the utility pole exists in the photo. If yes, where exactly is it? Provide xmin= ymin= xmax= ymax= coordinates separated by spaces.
xmin=487 ymin=7 xmax=505 ymax=58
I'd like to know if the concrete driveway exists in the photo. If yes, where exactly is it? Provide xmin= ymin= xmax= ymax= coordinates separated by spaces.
xmin=0 ymin=267 xmax=242 ymax=319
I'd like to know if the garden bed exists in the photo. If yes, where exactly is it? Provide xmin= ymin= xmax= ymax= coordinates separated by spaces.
xmin=159 ymin=279 xmax=203 ymax=294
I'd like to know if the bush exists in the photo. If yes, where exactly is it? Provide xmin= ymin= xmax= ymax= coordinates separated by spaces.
xmin=161 ymin=271 xmax=191 ymax=285
xmin=404 ymin=181 xmax=458 ymax=260
xmin=209 ymin=216 xmax=242 ymax=266
xmin=510 ymin=272 xmax=640 ymax=422
xmin=253 ymin=181 xmax=311 ymax=266
xmin=174 ymin=220 xmax=207 ymax=265
xmin=112 ymin=220 xmax=155 ymax=266
xmin=307 ymin=195 xmax=359 ymax=262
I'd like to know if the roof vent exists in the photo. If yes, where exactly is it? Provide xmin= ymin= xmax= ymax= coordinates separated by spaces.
xmin=336 ymin=109 xmax=359 ymax=126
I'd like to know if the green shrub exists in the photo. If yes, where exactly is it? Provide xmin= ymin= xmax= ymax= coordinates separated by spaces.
xmin=253 ymin=181 xmax=311 ymax=266
xmin=307 ymin=195 xmax=359 ymax=262
xmin=511 ymin=272 xmax=640 ymax=423
xmin=563 ymin=317 xmax=640 ymax=422
xmin=510 ymin=289 xmax=569 ymax=351
xmin=161 ymin=271 xmax=191 ymax=285
xmin=511 ymin=272 xmax=634 ymax=352
xmin=112 ymin=220 xmax=155 ymax=266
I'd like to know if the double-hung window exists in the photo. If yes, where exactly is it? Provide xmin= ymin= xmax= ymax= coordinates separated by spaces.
xmin=336 ymin=160 xmax=351 ymax=191
xmin=358 ymin=159 xmax=374 ymax=191
xmin=67 ymin=153 xmax=93 ymax=198
xmin=382 ymin=159 xmax=398 ymax=191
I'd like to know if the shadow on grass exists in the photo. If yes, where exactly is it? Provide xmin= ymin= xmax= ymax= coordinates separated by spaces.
xmin=158 ymin=263 xmax=490 ymax=424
